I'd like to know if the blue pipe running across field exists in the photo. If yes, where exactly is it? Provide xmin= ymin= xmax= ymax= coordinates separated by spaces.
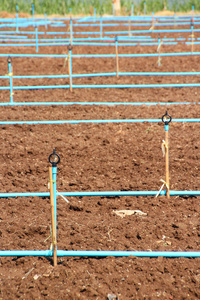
xmin=0 ymin=102 xmax=197 ymax=106
xmin=0 ymin=250 xmax=200 ymax=258
xmin=0 ymin=119 xmax=200 ymax=125
xmin=0 ymin=190 xmax=200 ymax=198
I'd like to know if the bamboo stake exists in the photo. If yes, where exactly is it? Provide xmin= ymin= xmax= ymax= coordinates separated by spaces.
xmin=157 ymin=36 xmax=162 ymax=66
xmin=49 ymin=167 xmax=57 ymax=266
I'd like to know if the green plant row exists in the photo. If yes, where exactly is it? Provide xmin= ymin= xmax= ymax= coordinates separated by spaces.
xmin=0 ymin=0 xmax=199 ymax=15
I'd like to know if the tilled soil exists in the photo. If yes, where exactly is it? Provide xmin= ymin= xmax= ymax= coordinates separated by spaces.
xmin=0 ymin=18 xmax=200 ymax=300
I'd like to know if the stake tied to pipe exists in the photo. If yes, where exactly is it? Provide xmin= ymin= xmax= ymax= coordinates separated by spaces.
xmin=49 ymin=149 xmax=60 ymax=266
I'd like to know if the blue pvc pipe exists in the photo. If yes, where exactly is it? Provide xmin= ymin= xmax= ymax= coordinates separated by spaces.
xmin=52 ymin=167 xmax=57 ymax=237
xmin=3 ymin=67 xmax=200 ymax=79
xmin=105 ymin=29 xmax=200 ymax=34
xmin=57 ymin=251 xmax=200 ymax=258
xmin=69 ymin=48 xmax=73 ymax=87
xmin=100 ymin=17 xmax=103 ymax=39
xmin=45 ymin=13 xmax=47 ymax=30
xmin=0 ymin=250 xmax=200 ymax=257
xmin=0 ymin=191 xmax=200 ymax=198
xmin=131 ymin=4 xmax=134 ymax=17
xmin=0 ymin=192 xmax=50 ymax=197
xmin=35 ymin=26 xmax=38 ymax=52
xmin=1 ymin=52 xmax=200 ymax=59
xmin=74 ymin=21 xmax=200 ymax=27
xmin=70 ymin=18 xmax=73 ymax=44
xmin=32 ymin=3 xmax=35 ymax=19
xmin=2 ymin=83 xmax=200 ymax=92
xmin=16 ymin=4 xmax=19 ymax=33
xmin=0 ymin=102 xmax=196 ymax=106
xmin=72 ymin=83 xmax=200 ymax=88
xmin=0 ymin=119 xmax=200 ymax=125
xmin=0 ymin=250 xmax=52 ymax=257
xmin=7 ymin=59 xmax=13 ymax=104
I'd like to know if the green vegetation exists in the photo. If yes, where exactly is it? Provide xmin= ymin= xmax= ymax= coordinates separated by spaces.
xmin=0 ymin=0 xmax=199 ymax=16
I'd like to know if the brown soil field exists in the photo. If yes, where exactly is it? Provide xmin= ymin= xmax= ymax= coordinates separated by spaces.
xmin=0 ymin=18 xmax=200 ymax=299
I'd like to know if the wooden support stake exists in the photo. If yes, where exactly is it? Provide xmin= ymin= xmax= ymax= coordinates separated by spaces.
xmin=165 ymin=130 xmax=170 ymax=199
xmin=49 ymin=167 xmax=57 ymax=266
xmin=157 ymin=37 xmax=162 ymax=66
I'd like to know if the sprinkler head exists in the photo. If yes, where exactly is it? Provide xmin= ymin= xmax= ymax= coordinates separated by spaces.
xmin=68 ymin=44 xmax=73 ymax=51
xmin=162 ymin=111 xmax=172 ymax=125
xmin=7 ymin=56 xmax=12 ymax=63
xmin=115 ymin=36 xmax=118 ymax=42
xmin=49 ymin=149 xmax=60 ymax=167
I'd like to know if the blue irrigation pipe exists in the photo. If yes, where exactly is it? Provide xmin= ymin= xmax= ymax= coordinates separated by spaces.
xmin=2 ymin=83 xmax=200 ymax=91
xmin=70 ymin=17 xmax=73 ymax=44
xmin=52 ymin=166 xmax=57 ymax=237
xmin=100 ymin=16 xmax=103 ymax=40
xmin=0 ymin=250 xmax=52 ymax=257
xmin=1 ymin=52 xmax=200 ymax=59
xmin=32 ymin=3 xmax=35 ymax=19
xmin=0 ymin=102 xmax=196 ymax=107
xmin=74 ymin=21 xmax=200 ymax=27
xmin=0 ymin=21 xmax=52 ymax=29
xmin=69 ymin=46 xmax=73 ymax=89
xmin=16 ymin=4 xmax=19 ymax=33
xmin=104 ymin=29 xmax=200 ymax=34
xmin=0 ymin=250 xmax=200 ymax=258
xmin=0 ymin=119 xmax=200 ymax=126
xmin=69 ymin=83 xmax=200 ymax=88
xmin=94 ymin=8 xmax=96 ymax=21
xmin=0 ymin=191 xmax=200 ymax=198
xmin=0 ymin=41 xmax=188 ymax=48
xmin=4 ymin=70 xmax=200 ymax=78
xmin=0 ymin=37 xmax=196 ymax=43
xmin=7 ymin=57 xmax=13 ymax=104
xmin=35 ymin=26 xmax=38 ymax=52
xmin=50 ymin=24 xmax=66 ymax=27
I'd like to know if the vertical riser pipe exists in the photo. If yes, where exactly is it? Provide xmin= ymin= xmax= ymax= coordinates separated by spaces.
xmin=100 ymin=17 xmax=103 ymax=40
xmin=131 ymin=4 xmax=134 ymax=16
xmin=165 ymin=124 xmax=170 ymax=198
xmin=70 ymin=18 xmax=73 ymax=44
xmin=68 ymin=46 xmax=73 ymax=91
xmin=52 ymin=166 xmax=57 ymax=237
xmin=16 ymin=4 xmax=19 ymax=33
xmin=115 ymin=38 xmax=119 ymax=77
xmin=35 ymin=26 xmax=38 ymax=52
xmin=8 ymin=57 xmax=13 ymax=104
